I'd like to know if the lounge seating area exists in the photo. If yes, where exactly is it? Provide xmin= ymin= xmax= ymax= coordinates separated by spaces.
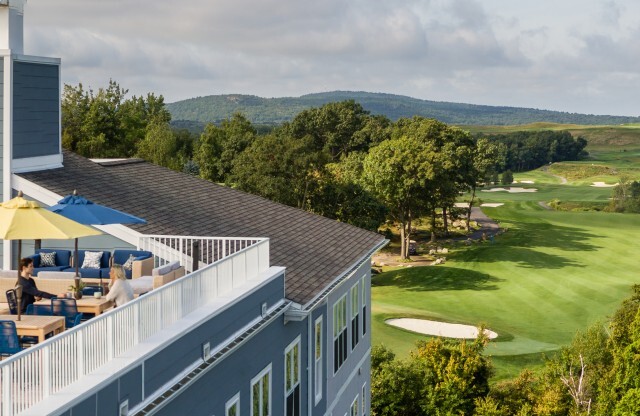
xmin=27 ymin=248 xmax=154 ymax=279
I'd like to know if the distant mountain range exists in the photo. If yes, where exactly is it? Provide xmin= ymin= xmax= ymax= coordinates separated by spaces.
xmin=166 ymin=91 xmax=640 ymax=127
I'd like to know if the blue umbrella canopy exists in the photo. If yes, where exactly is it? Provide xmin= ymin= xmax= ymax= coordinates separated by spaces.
xmin=49 ymin=193 xmax=146 ymax=226
xmin=47 ymin=191 xmax=146 ymax=282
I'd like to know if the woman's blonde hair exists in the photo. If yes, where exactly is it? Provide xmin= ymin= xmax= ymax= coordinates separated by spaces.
xmin=111 ymin=264 xmax=126 ymax=281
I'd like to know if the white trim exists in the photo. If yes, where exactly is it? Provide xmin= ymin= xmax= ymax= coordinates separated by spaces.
xmin=11 ymin=175 xmax=143 ymax=247
xmin=361 ymin=382 xmax=367 ymax=416
xmin=12 ymin=153 xmax=63 ymax=173
xmin=3 ymin=54 xmax=12 ymax=267
xmin=225 ymin=392 xmax=240 ymax=416
xmin=250 ymin=363 xmax=272 ymax=416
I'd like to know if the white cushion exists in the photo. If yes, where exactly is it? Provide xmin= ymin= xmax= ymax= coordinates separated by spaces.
xmin=123 ymin=254 xmax=136 ymax=270
xmin=81 ymin=251 xmax=103 ymax=269
xmin=37 ymin=271 xmax=77 ymax=279
xmin=129 ymin=276 xmax=153 ymax=294
xmin=168 ymin=261 xmax=181 ymax=271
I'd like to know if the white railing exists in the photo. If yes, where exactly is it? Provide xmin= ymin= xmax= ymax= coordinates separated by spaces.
xmin=0 ymin=238 xmax=269 ymax=416
xmin=138 ymin=235 xmax=263 ymax=273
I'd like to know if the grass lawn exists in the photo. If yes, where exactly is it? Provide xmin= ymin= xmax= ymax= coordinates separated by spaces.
xmin=372 ymin=186 xmax=640 ymax=381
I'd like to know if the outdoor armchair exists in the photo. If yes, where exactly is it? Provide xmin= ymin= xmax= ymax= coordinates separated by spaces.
xmin=0 ymin=321 xmax=23 ymax=357
xmin=112 ymin=249 xmax=153 ymax=279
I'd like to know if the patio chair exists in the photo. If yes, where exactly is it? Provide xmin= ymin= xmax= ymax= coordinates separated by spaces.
xmin=25 ymin=304 xmax=52 ymax=316
xmin=0 ymin=320 xmax=23 ymax=358
xmin=112 ymin=249 xmax=153 ymax=279
xmin=51 ymin=298 xmax=84 ymax=328
xmin=5 ymin=289 xmax=18 ymax=315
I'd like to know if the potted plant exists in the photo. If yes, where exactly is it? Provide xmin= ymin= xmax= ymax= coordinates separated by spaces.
xmin=68 ymin=280 xmax=86 ymax=300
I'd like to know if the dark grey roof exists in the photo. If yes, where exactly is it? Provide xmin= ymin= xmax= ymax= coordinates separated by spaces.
xmin=19 ymin=151 xmax=385 ymax=305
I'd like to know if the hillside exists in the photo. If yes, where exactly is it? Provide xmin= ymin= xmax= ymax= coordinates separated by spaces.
xmin=166 ymin=91 xmax=640 ymax=126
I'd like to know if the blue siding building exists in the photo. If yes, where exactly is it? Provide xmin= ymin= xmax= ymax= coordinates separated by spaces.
xmin=0 ymin=2 xmax=386 ymax=415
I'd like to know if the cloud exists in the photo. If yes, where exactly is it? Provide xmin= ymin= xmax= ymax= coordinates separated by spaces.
xmin=19 ymin=0 xmax=640 ymax=115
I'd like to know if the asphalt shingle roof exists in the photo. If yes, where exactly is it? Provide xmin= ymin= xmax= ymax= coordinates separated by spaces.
xmin=19 ymin=151 xmax=385 ymax=305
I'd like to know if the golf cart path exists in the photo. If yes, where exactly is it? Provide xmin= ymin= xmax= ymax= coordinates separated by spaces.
xmin=466 ymin=207 xmax=500 ymax=240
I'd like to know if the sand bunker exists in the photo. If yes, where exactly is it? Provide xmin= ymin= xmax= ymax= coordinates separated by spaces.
xmin=481 ymin=203 xmax=504 ymax=207
xmin=591 ymin=182 xmax=618 ymax=187
xmin=453 ymin=202 xmax=468 ymax=208
xmin=513 ymin=180 xmax=535 ymax=184
xmin=386 ymin=318 xmax=498 ymax=339
xmin=481 ymin=187 xmax=537 ymax=193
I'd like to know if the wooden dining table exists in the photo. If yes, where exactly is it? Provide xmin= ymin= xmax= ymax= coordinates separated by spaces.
xmin=0 ymin=315 xmax=65 ymax=342
xmin=35 ymin=297 xmax=114 ymax=316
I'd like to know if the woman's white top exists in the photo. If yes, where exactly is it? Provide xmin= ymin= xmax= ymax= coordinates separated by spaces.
xmin=106 ymin=279 xmax=134 ymax=307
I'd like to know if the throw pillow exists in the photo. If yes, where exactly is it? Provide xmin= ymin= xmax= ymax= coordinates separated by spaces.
xmin=39 ymin=252 xmax=57 ymax=267
xmin=123 ymin=254 xmax=136 ymax=270
xmin=81 ymin=251 xmax=103 ymax=269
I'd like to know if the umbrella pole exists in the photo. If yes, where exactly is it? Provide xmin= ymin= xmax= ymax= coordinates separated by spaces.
xmin=17 ymin=240 xmax=22 ymax=321
xmin=74 ymin=238 xmax=81 ymax=295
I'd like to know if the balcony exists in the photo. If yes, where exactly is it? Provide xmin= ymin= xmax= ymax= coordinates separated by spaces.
xmin=0 ymin=234 xmax=272 ymax=415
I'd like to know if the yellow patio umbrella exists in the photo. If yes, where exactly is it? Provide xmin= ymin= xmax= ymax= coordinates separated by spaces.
xmin=0 ymin=192 xmax=102 ymax=248
xmin=0 ymin=192 xmax=102 ymax=318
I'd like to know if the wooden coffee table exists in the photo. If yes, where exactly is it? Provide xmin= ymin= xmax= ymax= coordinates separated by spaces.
xmin=0 ymin=315 xmax=65 ymax=342
xmin=35 ymin=297 xmax=114 ymax=316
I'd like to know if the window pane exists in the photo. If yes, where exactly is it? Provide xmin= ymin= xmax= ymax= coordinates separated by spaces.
xmin=286 ymin=351 xmax=292 ymax=390
xmin=262 ymin=373 xmax=270 ymax=416
xmin=253 ymin=383 xmax=260 ymax=415
xmin=228 ymin=403 xmax=237 ymax=416
xmin=315 ymin=322 xmax=321 ymax=359
xmin=293 ymin=344 xmax=299 ymax=384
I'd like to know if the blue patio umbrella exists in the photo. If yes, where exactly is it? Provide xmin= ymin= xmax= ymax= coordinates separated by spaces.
xmin=48 ymin=191 xmax=146 ymax=286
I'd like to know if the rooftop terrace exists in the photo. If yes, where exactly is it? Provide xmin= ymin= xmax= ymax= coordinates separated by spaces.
xmin=1 ymin=234 xmax=274 ymax=415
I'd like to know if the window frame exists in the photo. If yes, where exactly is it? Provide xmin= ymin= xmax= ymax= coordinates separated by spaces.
xmin=225 ymin=392 xmax=240 ymax=416
xmin=333 ymin=294 xmax=348 ymax=373
xmin=250 ymin=364 xmax=272 ymax=416
xmin=285 ymin=336 xmax=301 ymax=416
xmin=361 ymin=275 xmax=367 ymax=336
xmin=350 ymin=395 xmax=359 ymax=416
xmin=350 ymin=283 xmax=360 ymax=350
xmin=314 ymin=316 xmax=323 ymax=404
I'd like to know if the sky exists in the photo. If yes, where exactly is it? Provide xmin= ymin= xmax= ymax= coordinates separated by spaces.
xmin=21 ymin=0 xmax=640 ymax=116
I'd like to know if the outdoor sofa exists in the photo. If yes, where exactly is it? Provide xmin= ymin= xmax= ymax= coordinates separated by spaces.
xmin=27 ymin=249 xmax=72 ymax=276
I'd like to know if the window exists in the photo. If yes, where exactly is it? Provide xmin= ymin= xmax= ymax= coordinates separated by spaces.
xmin=285 ymin=338 xmax=301 ymax=416
xmin=361 ymin=276 xmax=367 ymax=336
xmin=351 ymin=284 xmax=359 ymax=350
xmin=314 ymin=316 xmax=323 ymax=404
xmin=251 ymin=365 xmax=271 ymax=416
xmin=350 ymin=396 xmax=359 ymax=416
xmin=226 ymin=393 xmax=240 ymax=416
xmin=362 ymin=383 xmax=367 ymax=416
xmin=333 ymin=295 xmax=348 ymax=373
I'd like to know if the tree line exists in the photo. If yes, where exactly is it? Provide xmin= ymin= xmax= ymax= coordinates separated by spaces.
xmin=477 ymin=131 xmax=588 ymax=172
xmin=371 ymin=285 xmax=640 ymax=415
xmin=61 ymin=81 xmax=588 ymax=258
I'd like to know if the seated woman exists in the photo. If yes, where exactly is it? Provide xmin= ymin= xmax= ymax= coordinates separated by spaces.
xmin=105 ymin=264 xmax=134 ymax=307
xmin=16 ymin=257 xmax=65 ymax=313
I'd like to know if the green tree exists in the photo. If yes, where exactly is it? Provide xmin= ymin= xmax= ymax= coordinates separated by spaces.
xmin=286 ymin=100 xmax=375 ymax=160
xmin=362 ymin=136 xmax=435 ymax=259
xmin=62 ymin=80 xmax=171 ymax=158
xmin=501 ymin=170 xmax=514 ymax=185
xmin=371 ymin=334 xmax=492 ymax=416
xmin=230 ymin=133 xmax=327 ymax=209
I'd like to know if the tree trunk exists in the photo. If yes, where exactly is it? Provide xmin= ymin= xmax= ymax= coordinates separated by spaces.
xmin=442 ymin=206 xmax=449 ymax=237
xmin=430 ymin=210 xmax=437 ymax=242
xmin=466 ymin=185 xmax=476 ymax=232
xmin=399 ymin=221 xmax=407 ymax=259
xmin=405 ymin=214 xmax=412 ymax=260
